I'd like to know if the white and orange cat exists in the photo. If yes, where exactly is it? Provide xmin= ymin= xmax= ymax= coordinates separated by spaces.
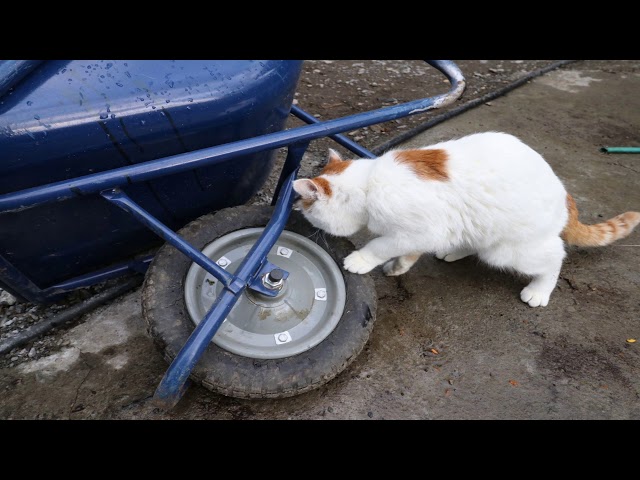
xmin=293 ymin=132 xmax=640 ymax=307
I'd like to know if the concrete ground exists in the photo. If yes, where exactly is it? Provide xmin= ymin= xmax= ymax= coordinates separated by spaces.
xmin=1 ymin=60 xmax=639 ymax=419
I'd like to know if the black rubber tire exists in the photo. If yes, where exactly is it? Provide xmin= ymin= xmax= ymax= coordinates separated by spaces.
xmin=141 ymin=205 xmax=377 ymax=399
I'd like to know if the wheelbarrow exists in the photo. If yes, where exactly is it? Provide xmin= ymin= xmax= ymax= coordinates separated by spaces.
xmin=0 ymin=60 xmax=465 ymax=408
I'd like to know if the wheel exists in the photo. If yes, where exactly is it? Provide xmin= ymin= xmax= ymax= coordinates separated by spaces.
xmin=141 ymin=205 xmax=377 ymax=399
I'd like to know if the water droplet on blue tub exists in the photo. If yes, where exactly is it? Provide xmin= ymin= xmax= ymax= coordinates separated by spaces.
xmin=26 ymin=101 xmax=33 ymax=106
xmin=99 ymin=113 xmax=108 ymax=119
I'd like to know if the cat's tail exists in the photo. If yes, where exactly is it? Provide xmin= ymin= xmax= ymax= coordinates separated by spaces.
xmin=561 ymin=193 xmax=640 ymax=247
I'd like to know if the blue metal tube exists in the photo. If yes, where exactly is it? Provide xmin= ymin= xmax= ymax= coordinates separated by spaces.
xmin=46 ymin=254 xmax=153 ymax=292
xmin=0 ymin=60 xmax=467 ymax=406
xmin=0 ymin=252 xmax=153 ymax=303
xmin=0 ymin=60 xmax=465 ymax=214
xmin=290 ymin=106 xmax=376 ymax=159
xmin=235 ymin=160 xmax=299 ymax=282
xmin=153 ymin=162 xmax=302 ymax=408
xmin=0 ymin=253 xmax=49 ymax=303
xmin=100 ymin=189 xmax=235 ymax=289
xmin=271 ymin=141 xmax=309 ymax=206
xmin=152 ymin=286 xmax=241 ymax=408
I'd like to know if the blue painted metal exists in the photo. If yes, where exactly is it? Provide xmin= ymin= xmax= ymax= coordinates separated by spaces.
xmin=100 ymin=188 xmax=236 ymax=290
xmin=150 ymin=62 xmax=464 ymax=408
xmin=0 ymin=61 xmax=464 ymax=215
xmin=0 ymin=252 xmax=154 ymax=304
xmin=152 ymin=285 xmax=240 ymax=408
xmin=290 ymin=105 xmax=376 ymax=159
xmin=46 ymin=254 xmax=153 ymax=291
xmin=0 ymin=253 xmax=47 ymax=303
xmin=0 ymin=60 xmax=464 ymax=305
xmin=0 ymin=59 xmax=466 ymax=407
xmin=153 ymin=158 xmax=302 ymax=409
xmin=0 ymin=60 xmax=302 ymax=291
xmin=0 ymin=61 xmax=43 ymax=98
xmin=247 ymin=260 xmax=290 ymax=297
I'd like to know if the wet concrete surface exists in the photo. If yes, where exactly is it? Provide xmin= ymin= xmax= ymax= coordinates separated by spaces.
xmin=1 ymin=60 xmax=639 ymax=419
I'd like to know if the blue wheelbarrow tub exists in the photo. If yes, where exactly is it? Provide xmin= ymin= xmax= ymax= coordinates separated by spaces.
xmin=0 ymin=60 xmax=303 ymax=289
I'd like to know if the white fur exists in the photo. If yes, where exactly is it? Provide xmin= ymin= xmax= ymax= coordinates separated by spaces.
xmin=293 ymin=132 xmax=569 ymax=307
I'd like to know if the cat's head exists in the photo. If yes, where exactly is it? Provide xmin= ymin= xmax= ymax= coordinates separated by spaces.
xmin=293 ymin=149 xmax=368 ymax=237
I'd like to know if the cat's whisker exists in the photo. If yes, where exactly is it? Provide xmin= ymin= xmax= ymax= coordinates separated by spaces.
xmin=305 ymin=228 xmax=322 ymax=243
xmin=320 ymin=230 xmax=331 ymax=250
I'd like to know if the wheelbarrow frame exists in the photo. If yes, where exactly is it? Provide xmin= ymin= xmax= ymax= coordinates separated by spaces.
xmin=0 ymin=60 xmax=466 ymax=408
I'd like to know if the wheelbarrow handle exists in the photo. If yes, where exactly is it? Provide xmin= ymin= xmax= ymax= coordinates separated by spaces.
xmin=0 ymin=60 xmax=466 ymax=214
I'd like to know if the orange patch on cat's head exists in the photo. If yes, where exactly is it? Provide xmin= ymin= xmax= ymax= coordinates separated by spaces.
xmin=293 ymin=177 xmax=333 ymax=210
xmin=313 ymin=176 xmax=332 ymax=197
xmin=394 ymin=149 xmax=449 ymax=181
xmin=320 ymin=148 xmax=353 ymax=176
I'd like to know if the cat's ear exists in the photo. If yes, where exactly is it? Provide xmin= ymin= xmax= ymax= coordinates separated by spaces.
xmin=327 ymin=148 xmax=343 ymax=163
xmin=293 ymin=179 xmax=319 ymax=199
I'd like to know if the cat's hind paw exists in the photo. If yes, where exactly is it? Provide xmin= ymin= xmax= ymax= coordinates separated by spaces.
xmin=435 ymin=251 xmax=447 ymax=260
xmin=382 ymin=256 xmax=416 ymax=276
xmin=520 ymin=286 xmax=550 ymax=307
xmin=435 ymin=249 xmax=474 ymax=262
xmin=343 ymin=250 xmax=378 ymax=274
xmin=383 ymin=258 xmax=404 ymax=276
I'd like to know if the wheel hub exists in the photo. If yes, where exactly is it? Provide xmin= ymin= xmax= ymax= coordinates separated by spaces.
xmin=184 ymin=228 xmax=346 ymax=359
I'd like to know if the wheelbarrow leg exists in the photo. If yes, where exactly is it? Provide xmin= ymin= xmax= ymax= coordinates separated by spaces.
xmin=153 ymin=148 xmax=306 ymax=408
xmin=102 ymin=143 xmax=309 ymax=409
xmin=152 ymin=288 xmax=244 ymax=409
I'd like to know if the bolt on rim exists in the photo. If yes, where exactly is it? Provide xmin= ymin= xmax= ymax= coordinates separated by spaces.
xmin=183 ymin=228 xmax=347 ymax=359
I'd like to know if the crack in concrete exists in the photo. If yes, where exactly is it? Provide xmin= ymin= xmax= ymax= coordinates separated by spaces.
xmin=560 ymin=275 xmax=580 ymax=291
xmin=605 ymin=161 xmax=640 ymax=176
xmin=68 ymin=351 xmax=94 ymax=419
xmin=121 ymin=394 xmax=154 ymax=410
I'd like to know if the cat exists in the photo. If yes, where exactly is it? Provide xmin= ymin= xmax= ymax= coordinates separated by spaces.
xmin=292 ymin=131 xmax=640 ymax=307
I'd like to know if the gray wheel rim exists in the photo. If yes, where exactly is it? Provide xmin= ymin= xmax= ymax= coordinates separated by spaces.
xmin=184 ymin=228 xmax=347 ymax=360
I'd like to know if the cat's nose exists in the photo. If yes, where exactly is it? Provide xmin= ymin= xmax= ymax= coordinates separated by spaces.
xmin=292 ymin=191 xmax=302 ymax=211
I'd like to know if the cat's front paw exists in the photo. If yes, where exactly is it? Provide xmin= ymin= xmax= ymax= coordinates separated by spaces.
xmin=343 ymin=250 xmax=378 ymax=274
xmin=520 ymin=286 xmax=550 ymax=308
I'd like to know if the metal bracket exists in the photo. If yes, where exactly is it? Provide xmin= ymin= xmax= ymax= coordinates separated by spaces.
xmin=247 ymin=260 xmax=290 ymax=297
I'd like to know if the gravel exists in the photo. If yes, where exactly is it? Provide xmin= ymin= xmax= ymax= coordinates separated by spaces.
xmin=0 ymin=278 xmax=128 ymax=369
